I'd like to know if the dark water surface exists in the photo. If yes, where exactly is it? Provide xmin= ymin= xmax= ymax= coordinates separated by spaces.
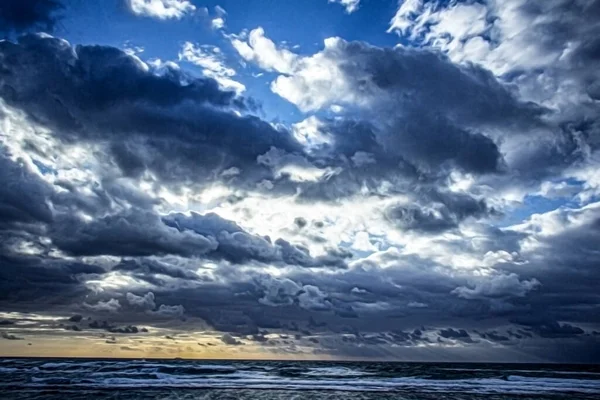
xmin=1 ymin=358 xmax=599 ymax=399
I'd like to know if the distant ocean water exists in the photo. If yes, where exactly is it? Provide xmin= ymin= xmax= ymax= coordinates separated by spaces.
xmin=1 ymin=358 xmax=599 ymax=399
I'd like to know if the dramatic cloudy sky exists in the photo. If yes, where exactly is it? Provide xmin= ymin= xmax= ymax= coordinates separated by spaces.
xmin=0 ymin=0 xmax=599 ymax=362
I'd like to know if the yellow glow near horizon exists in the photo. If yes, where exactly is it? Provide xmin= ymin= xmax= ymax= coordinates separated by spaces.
xmin=0 ymin=334 xmax=333 ymax=360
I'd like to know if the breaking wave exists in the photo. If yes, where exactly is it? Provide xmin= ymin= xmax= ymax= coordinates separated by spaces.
xmin=1 ymin=359 xmax=599 ymax=397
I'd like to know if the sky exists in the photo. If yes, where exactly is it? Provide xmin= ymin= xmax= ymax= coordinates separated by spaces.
xmin=0 ymin=0 xmax=599 ymax=363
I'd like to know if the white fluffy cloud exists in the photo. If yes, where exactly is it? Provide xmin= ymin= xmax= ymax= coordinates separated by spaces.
xmin=388 ymin=0 xmax=553 ymax=75
xmin=269 ymin=38 xmax=359 ymax=111
xmin=126 ymin=0 xmax=196 ymax=20
xmin=329 ymin=0 xmax=361 ymax=14
xmin=388 ymin=0 xmax=600 ymax=101
xmin=211 ymin=5 xmax=227 ymax=29
xmin=179 ymin=42 xmax=245 ymax=93
xmin=231 ymin=27 xmax=298 ymax=74
xmin=231 ymin=29 xmax=365 ymax=111
xmin=388 ymin=0 xmax=423 ymax=35
xmin=292 ymin=116 xmax=332 ymax=148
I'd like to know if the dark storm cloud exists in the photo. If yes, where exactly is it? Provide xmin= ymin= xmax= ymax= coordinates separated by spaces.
xmin=339 ymin=40 xmax=542 ymax=124
xmin=0 ymin=233 xmax=587 ymax=361
xmin=45 ymin=176 xmax=163 ymax=232
xmin=1 ymin=331 xmax=24 ymax=340
xmin=306 ymin=36 xmax=547 ymax=133
xmin=87 ymin=320 xmax=148 ymax=334
xmin=387 ymin=329 xmax=430 ymax=345
xmin=242 ymin=207 xmax=594 ymax=347
xmin=385 ymin=205 xmax=458 ymax=233
xmin=251 ymin=36 xmax=551 ymax=204
xmin=204 ymin=313 xmax=260 ymax=336
xmin=292 ymin=117 xmax=498 ymax=203
xmin=287 ymin=120 xmax=423 ymax=202
xmin=0 ymin=2 xmax=598 ymax=364
xmin=114 ymin=259 xmax=201 ymax=283
xmin=294 ymin=217 xmax=307 ymax=229
xmin=381 ymin=114 xmax=505 ymax=175
xmin=477 ymin=330 xmax=510 ymax=342
xmin=68 ymin=315 xmax=83 ymax=322
xmin=0 ymin=0 xmax=63 ymax=34
xmin=388 ymin=0 xmax=600 ymax=155
xmin=512 ymin=317 xmax=586 ymax=339
xmin=108 ymin=325 xmax=146 ymax=334
xmin=0 ymin=252 xmax=104 ymax=307
xmin=220 ymin=333 xmax=243 ymax=345
xmin=117 ymin=273 xmax=342 ymax=336
xmin=507 ymin=329 xmax=532 ymax=339
xmin=51 ymin=209 xmax=218 ymax=258
xmin=384 ymin=189 xmax=496 ymax=233
xmin=296 ymin=253 xmax=461 ymax=308
xmin=163 ymin=212 xmax=350 ymax=268
xmin=64 ymin=324 xmax=81 ymax=331
xmin=0 ymin=35 xmax=234 ymax=122
xmin=493 ymin=1 xmax=600 ymax=180
xmin=0 ymin=34 xmax=302 ymax=186
xmin=438 ymin=328 xmax=473 ymax=342
xmin=280 ymin=250 xmax=545 ymax=333
xmin=304 ymin=40 xmax=543 ymax=175
xmin=517 ymin=0 xmax=600 ymax=70
xmin=249 ymin=333 xmax=269 ymax=343
xmin=265 ymin=23 xmax=599 ymax=204
xmin=498 ymin=205 xmax=600 ymax=326
xmin=425 ymin=189 xmax=497 ymax=220
xmin=0 ymin=152 xmax=53 ymax=229
xmin=39 ymin=207 xmax=590 ymax=357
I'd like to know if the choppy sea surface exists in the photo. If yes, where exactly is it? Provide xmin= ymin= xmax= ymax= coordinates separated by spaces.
xmin=1 ymin=358 xmax=599 ymax=400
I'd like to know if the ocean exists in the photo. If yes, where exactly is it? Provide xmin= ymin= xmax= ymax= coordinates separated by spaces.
xmin=1 ymin=358 xmax=599 ymax=399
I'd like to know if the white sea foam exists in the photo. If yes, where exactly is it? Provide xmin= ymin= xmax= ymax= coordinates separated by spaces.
xmin=440 ymin=367 xmax=600 ymax=376
xmin=19 ymin=374 xmax=600 ymax=394
xmin=2 ymin=360 xmax=598 ymax=395
xmin=302 ymin=367 xmax=373 ymax=377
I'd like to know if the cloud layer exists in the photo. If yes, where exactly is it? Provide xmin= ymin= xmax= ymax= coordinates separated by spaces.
xmin=0 ymin=0 xmax=599 ymax=362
